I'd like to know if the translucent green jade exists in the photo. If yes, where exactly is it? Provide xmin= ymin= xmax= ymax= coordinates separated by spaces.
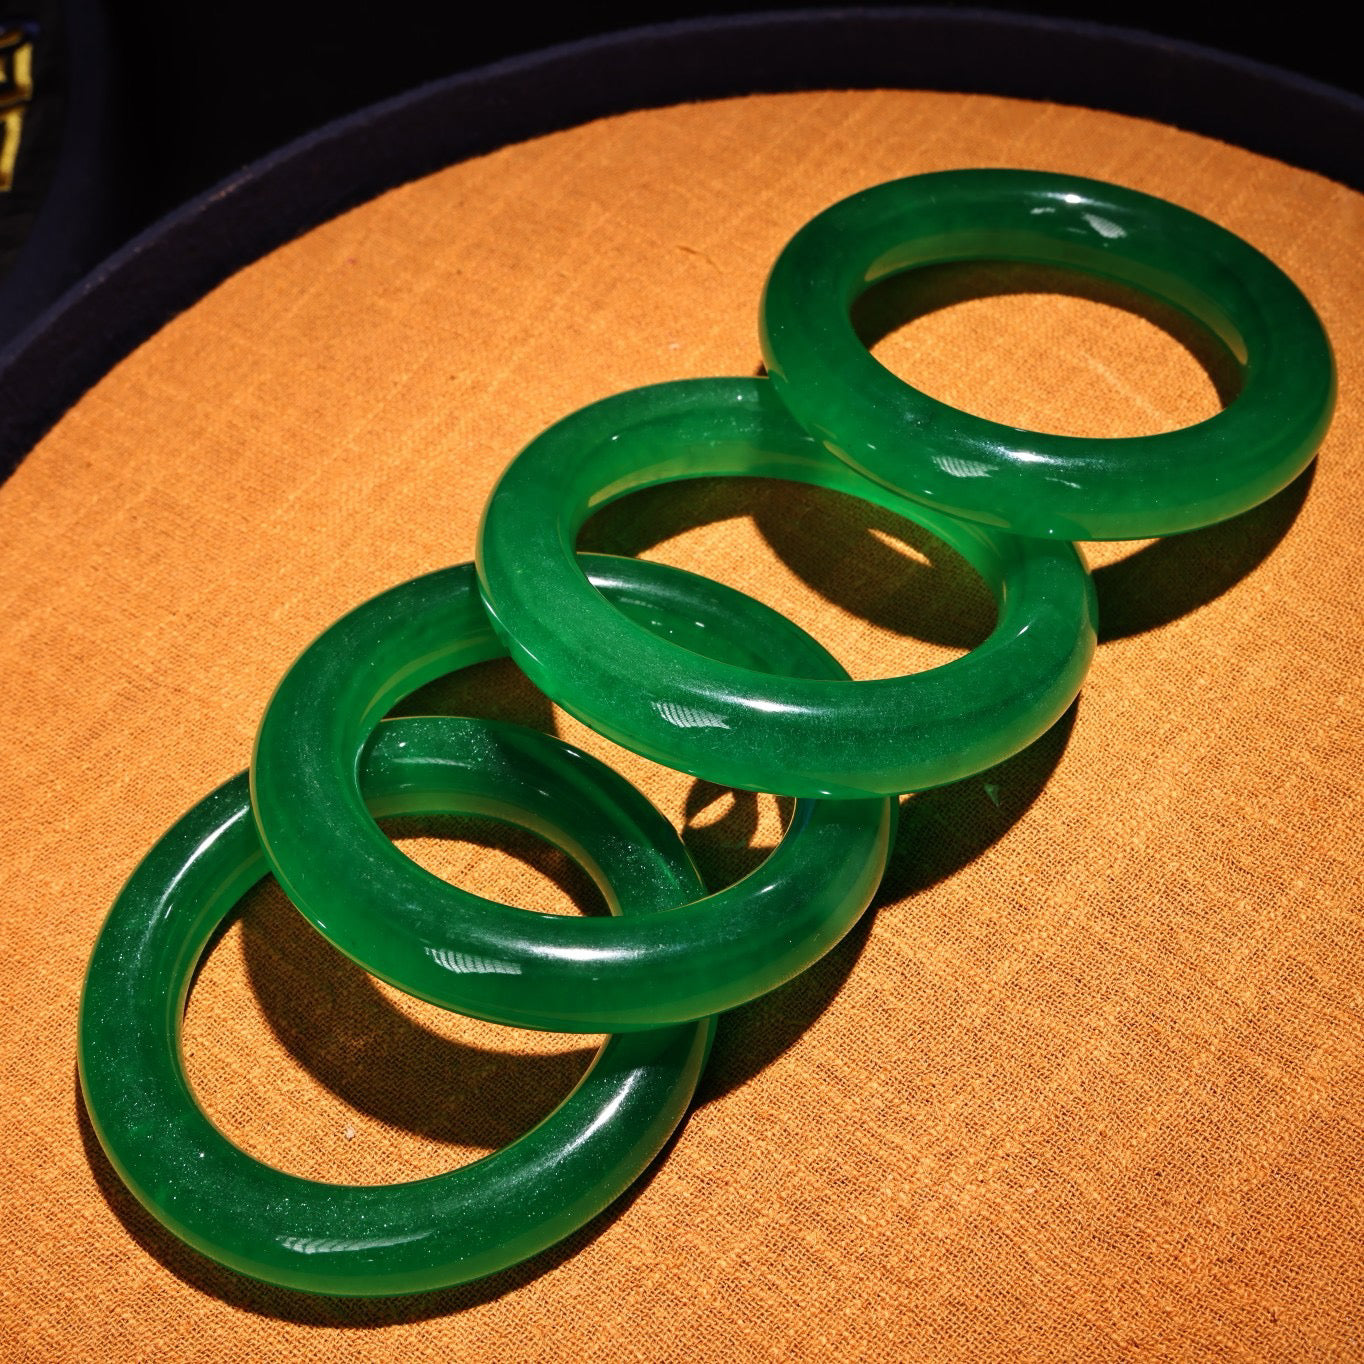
xmin=760 ymin=169 xmax=1336 ymax=540
xmin=476 ymin=377 xmax=1097 ymax=800
xmin=250 ymin=558 xmax=893 ymax=1032
xmin=79 ymin=716 xmax=713 ymax=1297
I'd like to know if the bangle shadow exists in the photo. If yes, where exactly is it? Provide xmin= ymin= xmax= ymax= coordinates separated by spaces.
xmin=1087 ymin=462 xmax=1314 ymax=642
xmin=580 ymin=476 xmax=999 ymax=654
xmin=235 ymin=821 xmax=605 ymax=1148
xmin=697 ymin=698 xmax=1077 ymax=1105
xmin=579 ymin=432 xmax=1317 ymax=658
xmin=849 ymin=260 xmax=1243 ymax=411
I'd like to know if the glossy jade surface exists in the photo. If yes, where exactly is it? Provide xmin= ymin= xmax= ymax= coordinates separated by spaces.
xmin=250 ymin=557 xmax=893 ymax=1032
xmin=476 ymin=377 xmax=1097 ymax=800
xmin=760 ymin=169 xmax=1336 ymax=540
xmin=78 ymin=716 xmax=714 ymax=1297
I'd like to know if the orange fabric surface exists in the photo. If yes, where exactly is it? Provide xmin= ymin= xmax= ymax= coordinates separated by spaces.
xmin=3 ymin=90 xmax=1363 ymax=1360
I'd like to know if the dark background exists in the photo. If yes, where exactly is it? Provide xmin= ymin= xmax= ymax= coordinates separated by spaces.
xmin=116 ymin=2 xmax=1351 ymax=227
xmin=1 ymin=1 xmax=1354 ymax=355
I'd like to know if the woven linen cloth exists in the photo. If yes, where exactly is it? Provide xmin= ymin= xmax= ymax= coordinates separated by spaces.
xmin=2 ymin=90 xmax=1361 ymax=1361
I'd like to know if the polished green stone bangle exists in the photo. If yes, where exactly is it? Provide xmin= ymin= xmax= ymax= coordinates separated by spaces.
xmin=760 ymin=169 xmax=1336 ymax=540
xmin=78 ymin=715 xmax=713 ymax=1297
xmin=251 ymin=557 xmax=893 ymax=1032
xmin=476 ymin=377 xmax=1097 ymax=800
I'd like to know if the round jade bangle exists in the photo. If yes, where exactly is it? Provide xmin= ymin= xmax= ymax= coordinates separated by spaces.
xmin=760 ymin=169 xmax=1336 ymax=540
xmin=251 ymin=557 xmax=893 ymax=1032
xmin=79 ymin=715 xmax=713 ymax=1297
xmin=476 ymin=377 xmax=1097 ymax=799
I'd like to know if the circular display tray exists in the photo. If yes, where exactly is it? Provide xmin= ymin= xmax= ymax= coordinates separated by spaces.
xmin=4 ymin=10 xmax=1362 ymax=1358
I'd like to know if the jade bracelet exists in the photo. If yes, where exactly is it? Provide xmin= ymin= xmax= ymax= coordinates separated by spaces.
xmin=250 ymin=557 xmax=893 ymax=1032
xmin=79 ymin=716 xmax=713 ymax=1296
xmin=477 ymin=377 xmax=1097 ymax=799
xmin=760 ymin=169 xmax=1335 ymax=540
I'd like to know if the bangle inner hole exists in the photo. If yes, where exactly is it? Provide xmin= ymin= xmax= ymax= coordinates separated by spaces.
xmin=579 ymin=477 xmax=997 ymax=679
xmin=392 ymin=657 xmax=792 ymax=897
xmin=851 ymin=261 xmax=1242 ymax=438
xmin=386 ymin=815 xmax=611 ymax=917
xmin=182 ymin=874 xmax=600 ymax=1184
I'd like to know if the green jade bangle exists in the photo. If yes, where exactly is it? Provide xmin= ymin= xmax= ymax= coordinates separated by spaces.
xmin=760 ymin=169 xmax=1336 ymax=540
xmin=251 ymin=558 xmax=892 ymax=1032
xmin=79 ymin=716 xmax=713 ymax=1297
xmin=476 ymin=377 xmax=1097 ymax=800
